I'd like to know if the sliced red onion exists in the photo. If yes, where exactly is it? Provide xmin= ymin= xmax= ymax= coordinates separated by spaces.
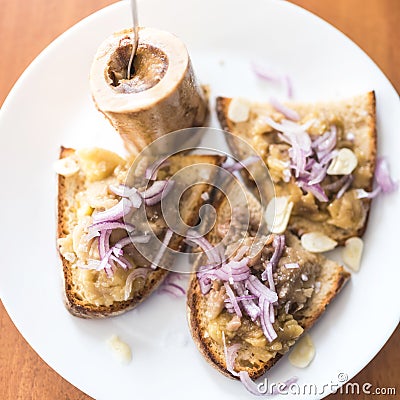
xmin=89 ymin=221 xmax=135 ymax=233
xmin=336 ymin=174 xmax=354 ymax=199
xmin=251 ymin=63 xmax=294 ymax=99
xmin=221 ymin=157 xmax=236 ymax=170
xmin=197 ymin=274 xmax=212 ymax=294
xmin=143 ymin=180 xmax=175 ymax=206
xmin=224 ymin=155 xmax=261 ymax=173
xmin=186 ymin=229 xmax=222 ymax=266
xmin=159 ymin=284 xmax=186 ymax=297
xmin=104 ymin=264 xmax=114 ymax=278
xmin=227 ymin=295 xmax=257 ymax=302
xmin=213 ymin=270 xmax=248 ymax=283
xmin=297 ymin=180 xmax=328 ymax=202
xmin=305 ymin=157 xmax=316 ymax=170
xmin=375 ymin=157 xmax=398 ymax=193
xmin=251 ymin=63 xmax=282 ymax=84
xmin=289 ymin=147 xmax=304 ymax=178
xmin=357 ymin=157 xmax=398 ymax=199
xmin=269 ymin=302 xmax=275 ymax=324
xmin=98 ymin=229 xmax=111 ymax=258
xmin=113 ymin=236 xmax=133 ymax=251
xmin=273 ymin=121 xmax=339 ymax=199
xmin=224 ymin=282 xmax=242 ymax=317
xmin=284 ymin=125 xmax=313 ymax=179
xmin=312 ymin=126 xmax=334 ymax=147
xmin=245 ymin=275 xmax=278 ymax=303
xmin=356 ymin=187 xmax=381 ymax=199
xmin=110 ymin=254 xmax=132 ymax=270
xmin=109 ymin=184 xmax=127 ymax=197
xmin=150 ymin=228 xmax=173 ymax=269
xmin=261 ymin=262 xmax=275 ymax=292
xmin=141 ymin=180 xmax=169 ymax=199
xmin=222 ymin=332 xmax=240 ymax=377
xmin=214 ymin=260 xmax=250 ymax=283
xmin=261 ymin=234 xmax=285 ymax=280
xmin=270 ymin=97 xmax=299 ymax=121
xmin=284 ymin=118 xmax=316 ymax=136
xmin=293 ymin=149 xmax=308 ymax=179
xmin=226 ymin=347 xmax=240 ymax=377
xmin=259 ymin=296 xmax=277 ymax=342
xmin=261 ymin=235 xmax=285 ymax=292
xmin=84 ymin=230 xmax=100 ymax=242
xmin=234 ymin=282 xmax=260 ymax=321
xmin=270 ymin=235 xmax=285 ymax=269
xmin=112 ymin=247 xmax=123 ymax=258
xmin=218 ymin=257 xmax=250 ymax=279
xmin=264 ymin=115 xmax=294 ymax=137
xmin=98 ymin=248 xmax=114 ymax=273
xmin=238 ymin=371 xmax=262 ymax=395
xmin=233 ymin=245 xmax=249 ymax=261
xmin=284 ymin=74 xmax=294 ymax=99
xmin=308 ymin=163 xmax=328 ymax=186
xmin=318 ymin=148 xmax=338 ymax=167
xmin=145 ymin=157 xmax=169 ymax=181
xmin=313 ymin=126 xmax=337 ymax=161
xmin=109 ymin=184 xmax=142 ymax=208
xmin=112 ymin=235 xmax=151 ymax=256
xmin=130 ymin=234 xmax=151 ymax=243
xmin=124 ymin=268 xmax=149 ymax=300
xmin=324 ymin=174 xmax=351 ymax=191
xmin=92 ymin=198 xmax=133 ymax=223
xmin=159 ymin=272 xmax=186 ymax=297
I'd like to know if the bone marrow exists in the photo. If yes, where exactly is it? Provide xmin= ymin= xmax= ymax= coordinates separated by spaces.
xmin=107 ymin=40 xmax=168 ymax=94
xmin=90 ymin=27 xmax=208 ymax=154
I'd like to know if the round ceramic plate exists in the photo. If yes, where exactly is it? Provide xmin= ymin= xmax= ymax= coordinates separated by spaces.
xmin=0 ymin=1 xmax=399 ymax=399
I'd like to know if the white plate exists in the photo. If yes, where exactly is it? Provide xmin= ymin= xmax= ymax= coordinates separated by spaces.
xmin=1 ymin=1 xmax=399 ymax=399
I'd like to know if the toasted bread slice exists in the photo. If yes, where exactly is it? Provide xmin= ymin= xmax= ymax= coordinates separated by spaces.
xmin=187 ymin=182 xmax=350 ymax=380
xmin=216 ymin=92 xmax=376 ymax=244
xmin=57 ymin=147 xmax=224 ymax=318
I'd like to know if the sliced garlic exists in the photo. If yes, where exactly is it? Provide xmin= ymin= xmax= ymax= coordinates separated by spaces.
xmin=265 ymin=196 xmax=294 ymax=234
xmin=107 ymin=335 xmax=132 ymax=364
xmin=301 ymin=232 xmax=337 ymax=253
xmin=342 ymin=237 xmax=364 ymax=272
xmin=54 ymin=157 xmax=80 ymax=177
xmin=327 ymin=148 xmax=358 ymax=175
xmin=228 ymin=97 xmax=250 ymax=123
xmin=289 ymin=333 xmax=315 ymax=368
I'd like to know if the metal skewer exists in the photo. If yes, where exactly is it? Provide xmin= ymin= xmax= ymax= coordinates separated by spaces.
xmin=127 ymin=0 xmax=139 ymax=80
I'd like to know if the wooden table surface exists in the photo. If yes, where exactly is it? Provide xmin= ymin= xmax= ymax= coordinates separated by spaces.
xmin=0 ymin=0 xmax=399 ymax=399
